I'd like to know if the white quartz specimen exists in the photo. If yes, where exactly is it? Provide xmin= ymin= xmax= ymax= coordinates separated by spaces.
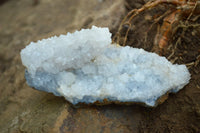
xmin=20 ymin=26 xmax=191 ymax=106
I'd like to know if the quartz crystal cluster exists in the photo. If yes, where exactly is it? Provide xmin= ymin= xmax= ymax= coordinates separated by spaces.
xmin=20 ymin=26 xmax=190 ymax=106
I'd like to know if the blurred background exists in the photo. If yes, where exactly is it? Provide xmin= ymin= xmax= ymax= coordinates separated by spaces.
xmin=0 ymin=0 xmax=200 ymax=132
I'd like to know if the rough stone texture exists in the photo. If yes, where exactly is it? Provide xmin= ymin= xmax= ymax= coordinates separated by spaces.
xmin=1 ymin=0 xmax=200 ymax=133
xmin=0 ymin=0 xmax=125 ymax=132
xmin=21 ymin=26 xmax=190 ymax=107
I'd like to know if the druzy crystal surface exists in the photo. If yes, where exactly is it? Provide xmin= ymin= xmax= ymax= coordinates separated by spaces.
xmin=20 ymin=26 xmax=190 ymax=106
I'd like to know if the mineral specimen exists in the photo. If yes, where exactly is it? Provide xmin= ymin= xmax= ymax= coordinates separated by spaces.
xmin=20 ymin=26 xmax=190 ymax=107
